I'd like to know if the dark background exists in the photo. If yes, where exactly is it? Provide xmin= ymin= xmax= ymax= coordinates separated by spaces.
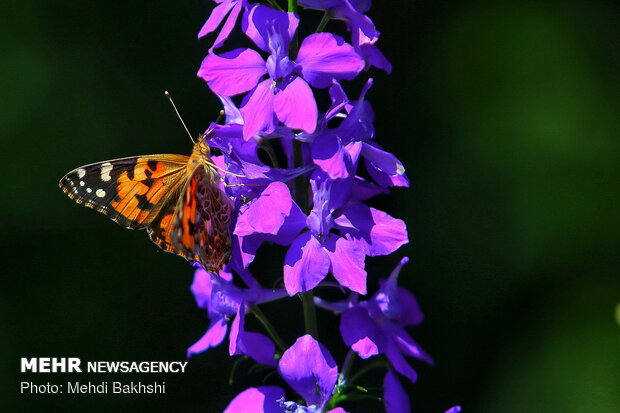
xmin=2 ymin=0 xmax=619 ymax=412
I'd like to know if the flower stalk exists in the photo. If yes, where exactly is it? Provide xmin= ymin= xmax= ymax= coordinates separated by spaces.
xmin=251 ymin=305 xmax=287 ymax=352
xmin=188 ymin=1 xmax=460 ymax=412
xmin=300 ymin=290 xmax=318 ymax=338
xmin=288 ymin=0 xmax=298 ymax=13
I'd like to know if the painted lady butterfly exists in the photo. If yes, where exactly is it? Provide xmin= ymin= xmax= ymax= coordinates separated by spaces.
xmin=59 ymin=135 xmax=233 ymax=273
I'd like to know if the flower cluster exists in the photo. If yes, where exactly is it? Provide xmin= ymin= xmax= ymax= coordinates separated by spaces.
xmin=188 ymin=1 xmax=460 ymax=412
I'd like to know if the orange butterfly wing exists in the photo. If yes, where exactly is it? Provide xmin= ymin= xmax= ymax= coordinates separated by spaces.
xmin=59 ymin=155 xmax=189 ymax=229
xmin=169 ymin=164 xmax=233 ymax=272
xmin=60 ymin=152 xmax=234 ymax=272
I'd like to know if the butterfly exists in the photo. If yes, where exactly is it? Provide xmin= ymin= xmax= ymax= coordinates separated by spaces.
xmin=59 ymin=134 xmax=234 ymax=273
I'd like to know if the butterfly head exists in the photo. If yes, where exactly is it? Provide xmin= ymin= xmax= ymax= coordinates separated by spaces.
xmin=194 ymin=134 xmax=212 ymax=156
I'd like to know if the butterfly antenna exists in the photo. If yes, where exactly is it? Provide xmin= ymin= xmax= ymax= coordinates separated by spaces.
xmin=165 ymin=91 xmax=195 ymax=143
xmin=205 ymin=110 xmax=226 ymax=135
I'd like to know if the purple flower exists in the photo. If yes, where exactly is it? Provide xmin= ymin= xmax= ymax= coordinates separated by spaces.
xmin=225 ymin=335 xmax=347 ymax=413
xmin=187 ymin=266 xmax=285 ymax=365
xmin=233 ymin=181 xmax=307 ymax=268
xmin=352 ymin=27 xmax=392 ymax=73
xmin=283 ymin=171 xmax=408 ymax=295
xmin=339 ymin=257 xmax=431 ymax=383
xmin=198 ymin=0 xmax=249 ymax=50
xmin=299 ymin=0 xmax=391 ymax=72
xmin=207 ymin=123 xmax=312 ymax=199
xmin=191 ymin=1 xmax=460 ymax=410
xmin=198 ymin=5 xmax=364 ymax=139
xmin=311 ymin=80 xmax=408 ymax=187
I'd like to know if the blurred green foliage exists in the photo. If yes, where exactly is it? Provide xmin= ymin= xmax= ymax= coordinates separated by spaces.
xmin=1 ymin=0 xmax=618 ymax=412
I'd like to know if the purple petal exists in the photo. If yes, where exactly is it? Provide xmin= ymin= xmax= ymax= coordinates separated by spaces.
xmin=389 ymin=324 xmax=433 ymax=365
xmin=325 ymin=235 xmax=367 ymax=294
xmin=340 ymin=306 xmax=382 ymax=358
xmin=243 ymin=5 xmax=299 ymax=53
xmin=283 ymin=232 xmax=331 ymax=295
xmin=327 ymin=409 xmax=350 ymax=413
xmin=236 ymin=266 xmax=261 ymax=290
xmin=217 ymin=94 xmax=244 ymax=125
xmin=310 ymin=170 xmax=353 ymax=216
xmin=240 ymin=79 xmax=276 ymax=138
xmin=229 ymin=306 xmax=243 ymax=356
xmin=198 ymin=48 xmax=266 ymax=96
xmin=300 ymin=0 xmax=376 ymax=40
xmin=230 ymin=304 xmax=276 ymax=366
xmin=235 ymin=182 xmax=295 ymax=236
xmin=234 ymin=183 xmax=306 ymax=267
xmin=312 ymin=133 xmax=351 ymax=179
xmin=274 ymin=77 xmax=317 ymax=133
xmin=362 ymin=142 xmax=409 ymax=187
xmin=224 ymin=386 xmax=285 ymax=413
xmin=297 ymin=33 xmax=364 ymax=88
xmin=359 ymin=42 xmax=392 ymax=73
xmin=241 ymin=332 xmax=277 ymax=367
xmin=278 ymin=335 xmax=338 ymax=408
xmin=187 ymin=316 xmax=228 ymax=357
xmin=344 ymin=3 xmax=377 ymax=37
xmin=199 ymin=0 xmax=244 ymax=50
xmin=231 ymin=233 xmax=258 ymax=268
xmin=374 ymin=257 xmax=423 ymax=326
xmin=345 ymin=141 xmax=363 ymax=165
xmin=198 ymin=0 xmax=235 ymax=39
xmin=211 ymin=1 xmax=243 ymax=50
xmin=397 ymin=287 xmax=424 ymax=326
xmin=307 ymin=173 xmax=335 ymax=236
xmin=266 ymin=204 xmax=307 ymax=245
xmin=335 ymin=203 xmax=408 ymax=256
xmin=336 ymin=78 xmax=374 ymax=142
xmin=190 ymin=267 xmax=213 ymax=309
xmin=209 ymin=277 xmax=244 ymax=316
xmin=325 ymin=80 xmax=348 ymax=121
xmin=445 ymin=407 xmax=462 ymax=413
xmin=384 ymin=337 xmax=417 ymax=383
xmin=384 ymin=369 xmax=411 ymax=413
xmin=351 ymin=176 xmax=389 ymax=202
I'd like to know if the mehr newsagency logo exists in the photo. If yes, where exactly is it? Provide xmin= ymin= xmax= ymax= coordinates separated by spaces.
xmin=21 ymin=357 xmax=187 ymax=373
xmin=20 ymin=357 xmax=188 ymax=395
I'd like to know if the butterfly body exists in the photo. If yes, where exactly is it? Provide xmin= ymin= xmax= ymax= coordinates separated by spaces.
xmin=59 ymin=136 xmax=233 ymax=273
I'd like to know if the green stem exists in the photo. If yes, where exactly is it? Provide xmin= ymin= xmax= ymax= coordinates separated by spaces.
xmin=349 ymin=360 xmax=391 ymax=385
xmin=292 ymin=140 xmax=308 ymax=213
xmin=315 ymin=11 xmax=331 ymax=33
xmin=252 ymin=305 xmax=287 ymax=352
xmin=261 ymin=141 xmax=280 ymax=169
xmin=287 ymin=0 xmax=298 ymax=13
xmin=229 ymin=356 xmax=249 ymax=385
xmin=341 ymin=350 xmax=356 ymax=381
xmin=300 ymin=290 xmax=318 ymax=338
xmin=266 ymin=0 xmax=284 ymax=11
xmin=287 ymin=0 xmax=299 ymax=56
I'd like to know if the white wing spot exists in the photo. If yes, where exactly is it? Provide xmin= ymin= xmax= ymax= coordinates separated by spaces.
xmin=101 ymin=162 xmax=113 ymax=182
xmin=96 ymin=189 xmax=106 ymax=197
xmin=77 ymin=168 xmax=86 ymax=178
xmin=86 ymin=188 xmax=92 ymax=193
xmin=80 ymin=181 xmax=85 ymax=186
